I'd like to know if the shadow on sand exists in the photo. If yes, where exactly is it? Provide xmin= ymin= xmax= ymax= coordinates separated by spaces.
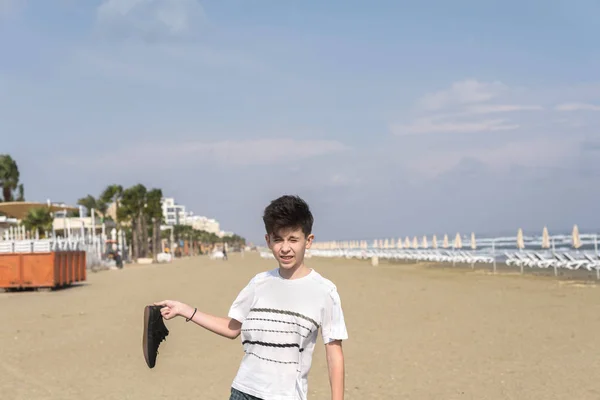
xmin=0 ymin=282 xmax=90 ymax=294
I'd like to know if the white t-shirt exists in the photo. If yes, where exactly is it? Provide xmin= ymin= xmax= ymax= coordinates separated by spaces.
xmin=228 ymin=268 xmax=348 ymax=400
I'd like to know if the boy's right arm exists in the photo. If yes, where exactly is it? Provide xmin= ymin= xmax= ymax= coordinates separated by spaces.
xmin=155 ymin=300 xmax=242 ymax=339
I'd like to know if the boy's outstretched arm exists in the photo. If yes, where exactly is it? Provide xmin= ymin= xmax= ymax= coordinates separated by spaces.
xmin=154 ymin=300 xmax=242 ymax=339
xmin=325 ymin=340 xmax=345 ymax=400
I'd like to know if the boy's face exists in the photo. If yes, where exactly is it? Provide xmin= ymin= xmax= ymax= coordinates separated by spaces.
xmin=265 ymin=227 xmax=314 ymax=270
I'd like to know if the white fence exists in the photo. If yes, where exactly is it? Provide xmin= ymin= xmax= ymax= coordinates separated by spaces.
xmin=0 ymin=237 xmax=117 ymax=269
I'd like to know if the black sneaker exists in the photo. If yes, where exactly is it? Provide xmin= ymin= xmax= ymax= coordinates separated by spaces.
xmin=143 ymin=305 xmax=169 ymax=368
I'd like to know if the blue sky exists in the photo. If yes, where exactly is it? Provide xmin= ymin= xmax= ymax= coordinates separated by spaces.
xmin=2 ymin=0 xmax=599 ymax=243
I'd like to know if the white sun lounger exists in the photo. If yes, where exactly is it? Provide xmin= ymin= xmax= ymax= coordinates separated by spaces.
xmin=561 ymin=253 xmax=588 ymax=270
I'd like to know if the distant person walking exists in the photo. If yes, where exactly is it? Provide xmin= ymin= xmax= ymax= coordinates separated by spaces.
xmin=223 ymin=243 xmax=228 ymax=261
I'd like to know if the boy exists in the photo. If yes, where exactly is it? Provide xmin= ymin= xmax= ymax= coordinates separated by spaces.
xmin=155 ymin=195 xmax=348 ymax=400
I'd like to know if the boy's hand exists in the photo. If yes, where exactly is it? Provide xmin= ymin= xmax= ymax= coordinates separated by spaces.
xmin=154 ymin=300 xmax=193 ymax=320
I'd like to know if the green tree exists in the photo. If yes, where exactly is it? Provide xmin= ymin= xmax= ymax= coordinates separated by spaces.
xmin=100 ymin=184 xmax=123 ymax=222
xmin=16 ymin=184 xmax=24 ymax=201
xmin=118 ymin=184 xmax=148 ymax=260
xmin=145 ymin=188 xmax=163 ymax=261
xmin=21 ymin=207 xmax=53 ymax=238
xmin=0 ymin=155 xmax=24 ymax=202
xmin=77 ymin=194 xmax=97 ymax=215
xmin=76 ymin=193 xmax=109 ymax=220
xmin=226 ymin=234 xmax=246 ymax=248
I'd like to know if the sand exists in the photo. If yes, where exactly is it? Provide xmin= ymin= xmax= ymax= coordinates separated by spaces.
xmin=2 ymin=253 xmax=600 ymax=399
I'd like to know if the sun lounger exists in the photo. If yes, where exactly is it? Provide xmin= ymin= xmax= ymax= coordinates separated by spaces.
xmin=562 ymin=252 xmax=588 ymax=270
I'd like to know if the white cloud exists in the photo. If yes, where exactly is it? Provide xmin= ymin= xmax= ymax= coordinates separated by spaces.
xmin=96 ymin=0 xmax=205 ymax=42
xmin=391 ymin=117 xmax=518 ymax=135
xmin=416 ymin=79 xmax=507 ymax=111
xmin=387 ymin=78 xmax=596 ymax=178
xmin=555 ymin=102 xmax=600 ymax=112
xmin=392 ymin=79 xmax=546 ymax=136
xmin=59 ymin=138 xmax=349 ymax=169
xmin=466 ymin=104 xmax=543 ymax=114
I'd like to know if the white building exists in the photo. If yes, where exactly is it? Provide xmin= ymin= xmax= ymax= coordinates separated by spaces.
xmin=184 ymin=214 xmax=221 ymax=235
xmin=160 ymin=197 xmax=223 ymax=235
xmin=161 ymin=197 xmax=187 ymax=226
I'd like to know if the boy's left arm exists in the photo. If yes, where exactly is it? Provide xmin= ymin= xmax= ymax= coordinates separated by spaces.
xmin=325 ymin=340 xmax=345 ymax=400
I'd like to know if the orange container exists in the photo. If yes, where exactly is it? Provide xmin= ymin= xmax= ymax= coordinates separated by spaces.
xmin=69 ymin=252 xmax=75 ymax=283
xmin=0 ymin=251 xmax=86 ymax=289
xmin=21 ymin=253 xmax=58 ymax=288
xmin=80 ymin=252 xmax=86 ymax=281
xmin=72 ymin=252 xmax=78 ymax=282
xmin=56 ymin=252 xmax=64 ymax=286
xmin=57 ymin=251 xmax=71 ymax=286
xmin=73 ymin=252 xmax=80 ymax=282
xmin=0 ymin=254 xmax=22 ymax=288
xmin=59 ymin=252 xmax=69 ymax=286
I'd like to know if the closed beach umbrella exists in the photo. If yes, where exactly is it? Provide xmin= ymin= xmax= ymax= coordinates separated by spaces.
xmin=412 ymin=236 xmax=418 ymax=249
xmin=405 ymin=237 xmax=411 ymax=248
xmin=517 ymin=228 xmax=525 ymax=250
xmin=432 ymin=235 xmax=438 ymax=249
xmin=422 ymin=235 xmax=428 ymax=248
xmin=389 ymin=238 xmax=396 ymax=249
xmin=397 ymin=238 xmax=403 ymax=249
xmin=541 ymin=226 xmax=550 ymax=249
xmin=454 ymin=233 xmax=462 ymax=249
xmin=443 ymin=234 xmax=449 ymax=248
xmin=470 ymin=232 xmax=476 ymax=250
xmin=572 ymin=225 xmax=581 ymax=249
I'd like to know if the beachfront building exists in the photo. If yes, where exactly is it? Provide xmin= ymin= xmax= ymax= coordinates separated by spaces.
xmin=0 ymin=200 xmax=118 ymax=236
xmin=161 ymin=197 xmax=187 ymax=226
xmin=0 ymin=201 xmax=81 ymax=239
xmin=159 ymin=196 xmax=229 ymax=237
xmin=0 ymin=201 xmax=78 ymax=221
xmin=51 ymin=214 xmax=116 ymax=237
xmin=183 ymin=214 xmax=221 ymax=235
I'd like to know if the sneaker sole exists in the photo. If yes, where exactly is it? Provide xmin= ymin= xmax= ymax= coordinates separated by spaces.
xmin=142 ymin=305 xmax=152 ymax=368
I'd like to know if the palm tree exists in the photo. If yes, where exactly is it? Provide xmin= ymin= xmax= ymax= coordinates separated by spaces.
xmin=101 ymin=184 xmax=123 ymax=222
xmin=77 ymin=193 xmax=109 ymax=220
xmin=21 ymin=207 xmax=53 ymax=238
xmin=145 ymin=188 xmax=163 ymax=262
xmin=77 ymin=194 xmax=97 ymax=215
xmin=224 ymin=234 xmax=246 ymax=249
xmin=0 ymin=154 xmax=24 ymax=202
xmin=15 ymin=184 xmax=24 ymax=201
xmin=118 ymin=184 xmax=148 ymax=261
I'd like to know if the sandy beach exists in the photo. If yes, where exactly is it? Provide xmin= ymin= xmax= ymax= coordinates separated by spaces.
xmin=2 ymin=253 xmax=600 ymax=400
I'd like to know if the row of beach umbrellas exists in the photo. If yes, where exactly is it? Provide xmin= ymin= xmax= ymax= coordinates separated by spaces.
xmin=311 ymin=233 xmax=473 ymax=250
xmin=312 ymin=225 xmax=585 ymax=251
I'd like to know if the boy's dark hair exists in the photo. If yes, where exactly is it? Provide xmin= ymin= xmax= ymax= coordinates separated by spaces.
xmin=263 ymin=195 xmax=314 ymax=237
